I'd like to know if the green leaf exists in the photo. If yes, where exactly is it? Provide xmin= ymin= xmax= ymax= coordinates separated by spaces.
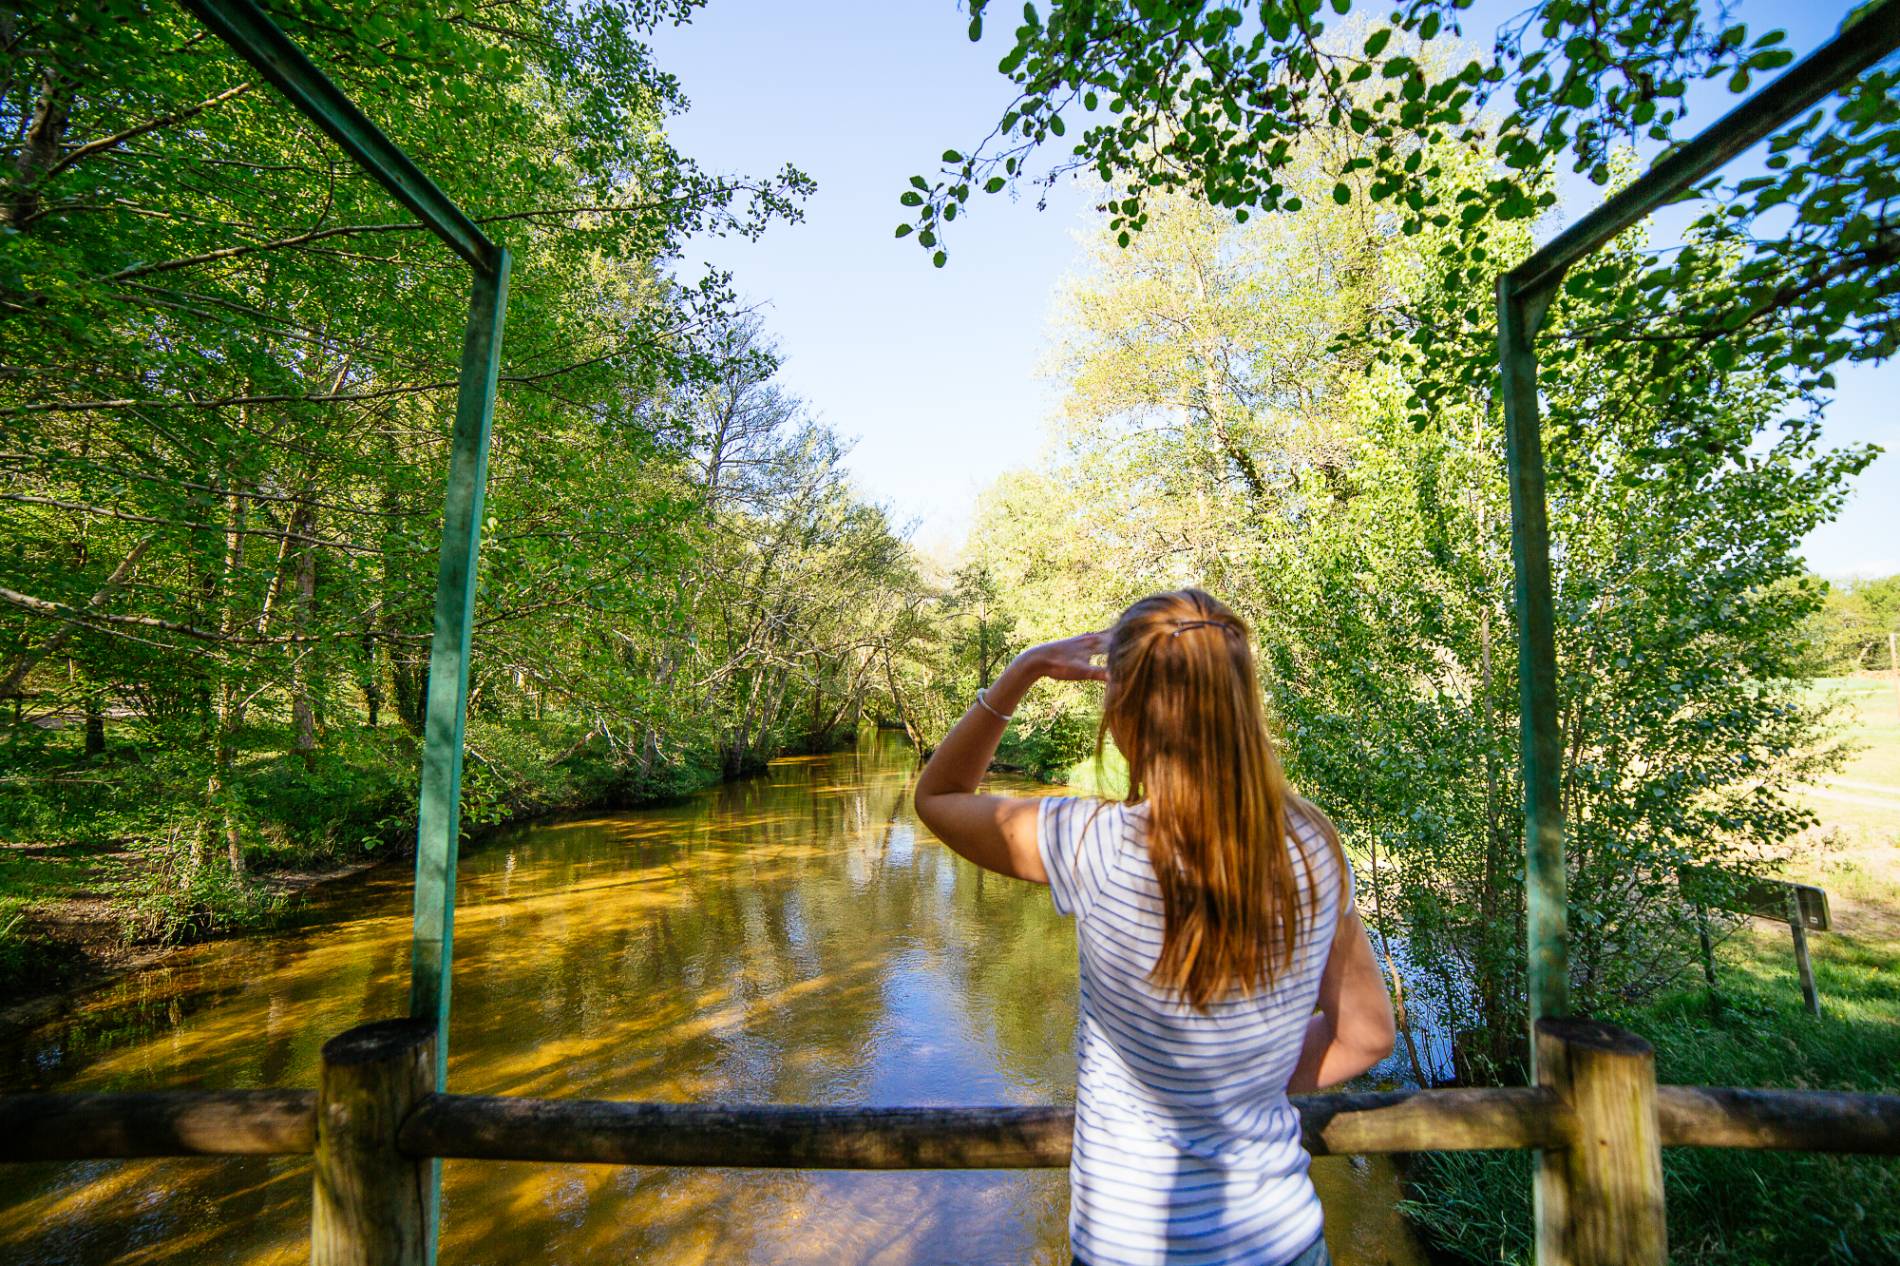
xmin=1333 ymin=182 xmax=1352 ymax=205
xmin=968 ymin=15 xmax=982 ymax=40
xmin=900 ymin=191 xmax=924 ymax=207
xmin=1364 ymin=28 xmax=1391 ymax=57
xmin=894 ymin=224 xmax=913 ymax=238
xmin=932 ymin=250 xmax=947 ymax=268
xmin=942 ymin=150 xmax=963 ymax=164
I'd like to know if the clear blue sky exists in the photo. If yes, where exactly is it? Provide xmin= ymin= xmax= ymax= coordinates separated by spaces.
xmin=648 ymin=1 xmax=1895 ymax=578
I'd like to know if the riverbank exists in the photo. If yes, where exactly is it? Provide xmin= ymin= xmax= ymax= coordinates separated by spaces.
xmin=0 ymin=715 xmax=844 ymax=1014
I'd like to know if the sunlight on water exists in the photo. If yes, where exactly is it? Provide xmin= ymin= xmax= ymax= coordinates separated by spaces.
xmin=0 ymin=733 xmax=1422 ymax=1265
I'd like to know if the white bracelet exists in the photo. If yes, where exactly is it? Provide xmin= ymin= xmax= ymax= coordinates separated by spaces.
xmin=975 ymin=687 xmax=1014 ymax=722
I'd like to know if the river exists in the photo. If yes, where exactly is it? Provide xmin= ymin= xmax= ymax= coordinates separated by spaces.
xmin=0 ymin=733 xmax=1422 ymax=1265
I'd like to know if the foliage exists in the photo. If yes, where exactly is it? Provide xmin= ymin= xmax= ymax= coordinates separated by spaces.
xmin=917 ymin=3 xmax=1897 ymax=451
xmin=1808 ymin=573 xmax=1900 ymax=673
xmin=0 ymin=0 xmax=929 ymax=972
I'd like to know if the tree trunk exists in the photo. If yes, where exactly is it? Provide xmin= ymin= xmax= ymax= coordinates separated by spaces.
xmin=360 ymin=620 xmax=382 ymax=729
xmin=213 ymin=484 xmax=248 ymax=876
xmin=7 ymin=66 xmax=70 ymax=228
xmin=292 ymin=541 xmax=317 ymax=763
xmin=83 ymin=689 xmax=105 ymax=758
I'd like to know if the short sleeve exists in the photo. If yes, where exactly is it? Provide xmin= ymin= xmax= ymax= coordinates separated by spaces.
xmin=1037 ymin=796 xmax=1092 ymax=917
xmin=1290 ymin=801 xmax=1354 ymax=919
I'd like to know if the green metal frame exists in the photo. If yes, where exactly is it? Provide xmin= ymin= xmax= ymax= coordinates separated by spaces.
xmin=178 ymin=1 xmax=508 ymax=1255
xmin=1502 ymin=10 xmax=1900 ymax=1251
xmin=1499 ymin=0 xmax=1900 ymax=1037
xmin=164 ymin=0 xmax=1900 ymax=1257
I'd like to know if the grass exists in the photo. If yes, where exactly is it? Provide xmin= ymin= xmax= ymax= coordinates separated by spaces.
xmin=1407 ymin=673 xmax=1900 ymax=1265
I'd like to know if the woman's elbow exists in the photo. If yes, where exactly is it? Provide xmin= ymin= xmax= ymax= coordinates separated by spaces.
xmin=1348 ymin=996 xmax=1398 ymax=1067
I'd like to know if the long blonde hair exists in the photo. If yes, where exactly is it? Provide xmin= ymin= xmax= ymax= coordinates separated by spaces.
xmin=1100 ymin=589 xmax=1340 ymax=1010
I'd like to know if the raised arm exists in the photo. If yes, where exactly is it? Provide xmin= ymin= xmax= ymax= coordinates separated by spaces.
xmin=913 ymin=632 xmax=1108 ymax=884
xmin=1286 ymin=905 xmax=1398 ymax=1093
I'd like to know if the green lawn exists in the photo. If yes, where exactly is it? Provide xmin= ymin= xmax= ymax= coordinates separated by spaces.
xmin=1407 ymin=676 xmax=1900 ymax=1264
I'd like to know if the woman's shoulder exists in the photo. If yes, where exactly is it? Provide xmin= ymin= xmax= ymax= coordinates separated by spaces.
xmin=1284 ymin=793 xmax=1338 ymax=847
xmin=1041 ymin=794 xmax=1138 ymax=840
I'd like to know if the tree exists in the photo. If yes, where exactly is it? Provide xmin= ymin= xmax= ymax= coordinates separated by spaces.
xmin=912 ymin=3 xmax=1896 ymax=416
xmin=0 ymin=1 xmax=957 ymax=947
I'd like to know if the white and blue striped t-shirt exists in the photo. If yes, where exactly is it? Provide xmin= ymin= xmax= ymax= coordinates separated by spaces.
xmin=1038 ymin=796 xmax=1353 ymax=1266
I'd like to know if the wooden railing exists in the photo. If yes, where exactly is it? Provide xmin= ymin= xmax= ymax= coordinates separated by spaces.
xmin=6 ymin=1016 xmax=1898 ymax=1266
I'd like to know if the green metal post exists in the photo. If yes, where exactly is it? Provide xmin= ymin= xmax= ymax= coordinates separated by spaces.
xmin=1500 ymin=274 xmax=1571 ymax=1266
xmin=409 ymin=252 xmax=509 ymax=1258
xmin=1496 ymin=275 xmax=1568 ymax=1035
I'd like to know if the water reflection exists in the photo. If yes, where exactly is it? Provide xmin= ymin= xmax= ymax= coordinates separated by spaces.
xmin=0 ymin=733 xmax=1421 ymax=1264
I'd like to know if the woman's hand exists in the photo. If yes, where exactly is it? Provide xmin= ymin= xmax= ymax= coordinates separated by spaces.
xmin=1016 ymin=631 xmax=1111 ymax=685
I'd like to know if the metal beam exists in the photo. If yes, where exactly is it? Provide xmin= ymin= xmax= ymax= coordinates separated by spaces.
xmin=1508 ymin=0 xmax=1900 ymax=303
xmin=407 ymin=254 xmax=509 ymax=1262
xmin=1497 ymin=275 xmax=1568 ymax=1037
xmin=178 ymin=0 xmax=498 ymax=271
xmin=1500 ymin=273 xmax=1574 ymax=1266
xmin=411 ymin=254 xmax=509 ymax=1072
xmin=172 ymin=5 xmax=510 ymax=1260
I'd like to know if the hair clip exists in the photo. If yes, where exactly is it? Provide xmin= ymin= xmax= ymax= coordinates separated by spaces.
xmin=1169 ymin=619 xmax=1233 ymax=638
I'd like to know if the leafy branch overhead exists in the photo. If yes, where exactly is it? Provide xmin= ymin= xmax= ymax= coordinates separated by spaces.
xmin=906 ymin=1 xmax=1897 ymax=400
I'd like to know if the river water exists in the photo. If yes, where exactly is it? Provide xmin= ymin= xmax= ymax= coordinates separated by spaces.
xmin=0 ymin=734 xmax=1422 ymax=1265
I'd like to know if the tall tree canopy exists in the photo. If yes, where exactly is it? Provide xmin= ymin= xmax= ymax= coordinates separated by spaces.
xmin=0 ymin=0 xmax=930 ymax=943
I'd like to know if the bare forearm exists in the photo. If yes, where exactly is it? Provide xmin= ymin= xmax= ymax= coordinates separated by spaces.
xmin=1286 ymin=1012 xmax=1387 ymax=1094
xmin=915 ymin=655 xmax=1043 ymax=799
xmin=911 ymin=633 xmax=1106 ymax=883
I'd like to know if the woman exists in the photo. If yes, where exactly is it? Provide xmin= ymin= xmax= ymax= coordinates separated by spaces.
xmin=914 ymin=589 xmax=1396 ymax=1266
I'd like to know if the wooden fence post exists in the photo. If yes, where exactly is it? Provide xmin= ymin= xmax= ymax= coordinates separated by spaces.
xmin=1534 ymin=1019 xmax=1667 ymax=1266
xmin=313 ymin=1018 xmax=436 ymax=1266
xmin=1786 ymin=887 xmax=1823 ymax=1018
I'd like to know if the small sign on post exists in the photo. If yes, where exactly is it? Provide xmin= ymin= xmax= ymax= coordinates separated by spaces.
xmin=1684 ymin=870 xmax=1830 ymax=1017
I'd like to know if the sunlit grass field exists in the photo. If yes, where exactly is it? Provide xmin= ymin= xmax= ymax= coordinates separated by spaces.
xmin=1635 ymin=675 xmax=1900 ymax=1262
xmin=1391 ymin=675 xmax=1900 ymax=1264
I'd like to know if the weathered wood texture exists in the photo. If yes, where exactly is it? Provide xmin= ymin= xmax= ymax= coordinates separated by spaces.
xmin=1535 ymin=1019 xmax=1668 ymax=1266
xmin=0 ymin=1090 xmax=314 ymax=1158
xmin=1787 ymin=887 xmax=1824 ymax=1017
xmin=399 ymin=1088 xmax=1569 ymax=1168
xmin=2 ymin=1082 xmax=1897 ymax=1167
xmin=312 ymin=1019 xmax=434 ymax=1266
xmin=402 ymin=1099 xmax=1073 ymax=1168
xmin=1657 ymin=1086 xmax=1900 ymax=1153
xmin=1296 ymin=1088 xmax=1573 ymax=1156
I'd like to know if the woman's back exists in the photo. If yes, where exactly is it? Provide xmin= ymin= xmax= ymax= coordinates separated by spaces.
xmin=910 ymin=590 xmax=1393 ymax=1266
xmin=1041 ymin=796 xmax=1351 ymax=1266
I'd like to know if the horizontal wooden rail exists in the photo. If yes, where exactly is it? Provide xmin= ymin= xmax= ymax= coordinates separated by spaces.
xmin=2 ymin=1085 xmax=1896 ymax=1165
xmin=403 ymin=1099 xmax=1074 ymax=1169
xmin=0 ymin=1090 xmax=315 ymax=1160
xmin=1656 ymin=1086 xmax=1900 ymax=1153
